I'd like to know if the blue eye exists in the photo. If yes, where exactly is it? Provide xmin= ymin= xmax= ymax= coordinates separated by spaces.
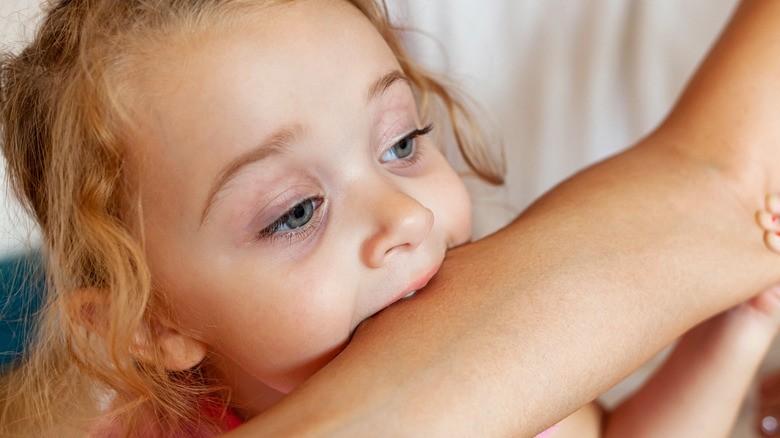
xmin=380 ymin=124 xmax=433 ymax=163
xmin=382 ymin=137 xmax=414 ymax=161
xmin=261 ymin=197 xmax=322 ymax=237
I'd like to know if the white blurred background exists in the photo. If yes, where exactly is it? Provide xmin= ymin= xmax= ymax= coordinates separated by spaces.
xmin=4 ymin=1 xmax=772 ymax=436
xmin=0 ymin=0 xmax=738 ymax=253
xmin=386 ymin=0 xmax=737 ymax=238
xmin=0 ymin=0 xmax=41 ymax=257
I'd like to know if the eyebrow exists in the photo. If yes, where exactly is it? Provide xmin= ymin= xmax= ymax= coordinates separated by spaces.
xmin=200 ymin=125 xmax=306 ymax=225
xmin=366 ymin=70 xmax=410 ymax=103
xmin=200 ymin=70 xmax=411 ymax=226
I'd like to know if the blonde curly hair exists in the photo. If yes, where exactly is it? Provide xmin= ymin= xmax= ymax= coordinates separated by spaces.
xmin=0 ymin=0 xmax=503 ymax=436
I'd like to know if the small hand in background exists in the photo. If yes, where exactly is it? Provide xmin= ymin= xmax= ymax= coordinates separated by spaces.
xmin=757 ymin=194 xmax=780 ymax=253
xmin=755 ymin=284 xmax=780 ymax=437
xmin=756 ymin=194 xmax=780 ymax=435
xmin=745 ymin=285 xmax=780 ymax=328
xmin=760 ymin=372 xmax=780 ymax=436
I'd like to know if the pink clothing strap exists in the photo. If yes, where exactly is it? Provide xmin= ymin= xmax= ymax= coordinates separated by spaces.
xmin=535 ymin=423 xmax=559 ymax=437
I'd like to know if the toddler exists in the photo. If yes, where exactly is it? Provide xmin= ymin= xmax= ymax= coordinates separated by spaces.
xmin=1 ymin=0 xmax=779 ymax=437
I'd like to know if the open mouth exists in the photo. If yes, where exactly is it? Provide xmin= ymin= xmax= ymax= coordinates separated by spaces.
xmin=395 ymin=261 xmax=442 ymax=303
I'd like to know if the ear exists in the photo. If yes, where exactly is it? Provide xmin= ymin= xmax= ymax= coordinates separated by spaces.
xmin=67 ymin=287 xmax=111 ymax=335
xmin=67 ymin=288 xmax=207 ymax=371
xmin=140 ymin=317 xmax=208 ymax=371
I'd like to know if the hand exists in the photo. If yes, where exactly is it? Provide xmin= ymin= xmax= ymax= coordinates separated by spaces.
xmin=755 ymin=194 xmax=780 ymax=435
xmin=743 ymin=284 xmax=780 ymax=329
xmin=742 ymin=283 xmax=780 ymax=437
xmin=757 ymin=194 xmax=780 ymax=253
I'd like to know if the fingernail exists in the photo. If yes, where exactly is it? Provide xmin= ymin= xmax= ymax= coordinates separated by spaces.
xmin=769 ymin=194 xmax=780 ymax=212
xmin=758 ymin=211 xmax=779 ymax=228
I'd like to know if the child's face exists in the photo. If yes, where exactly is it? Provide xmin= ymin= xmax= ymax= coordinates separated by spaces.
xmin=128 ymin=0 xmax=471 ymax=413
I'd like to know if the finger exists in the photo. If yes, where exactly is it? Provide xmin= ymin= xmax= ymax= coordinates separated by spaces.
xmin=768 ymin=194 xmax=780 ymax=215
xmin=757 ymin=210 xmax=780 ymax=231
xmin=764 ymin=230 xmax=780 ymax=254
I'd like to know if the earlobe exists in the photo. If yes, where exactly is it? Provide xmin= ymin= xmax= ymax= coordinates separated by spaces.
xmin=67 ymin=288 xmax=207 ymax=371
xmin=145 ymin=321 xmax=208 ymax=371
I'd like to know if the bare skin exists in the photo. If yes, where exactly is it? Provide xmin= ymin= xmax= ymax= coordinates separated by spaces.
xmin=221 ymin=1 xmax=780 ymax=436
xmin=601 ymin=288 xmax=780 ymax=437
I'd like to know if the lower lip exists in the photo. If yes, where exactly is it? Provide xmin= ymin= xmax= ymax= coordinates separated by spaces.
xmin=395 ymin=262 xmax=442 ymax=303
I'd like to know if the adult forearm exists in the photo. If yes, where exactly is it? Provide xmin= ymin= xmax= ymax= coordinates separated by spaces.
xmin=226 ymin=136 xmax=780 ymax=438
xmin=225 ymin=1 xmax=780 ymax=436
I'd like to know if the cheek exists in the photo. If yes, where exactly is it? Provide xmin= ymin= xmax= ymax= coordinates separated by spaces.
xmin=192 ymin=258 xmax=357 ymax=389
xmin=274 ymin=277 xmax=357 ymax=348
xmin=445 ymin=177 xmax=473 ymax=246
xmin=423 ymin=156 xmax=472 ymax=246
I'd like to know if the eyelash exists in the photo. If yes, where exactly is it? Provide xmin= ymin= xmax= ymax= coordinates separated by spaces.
xmin=382 ymin=123 xmax=434 ymax=166
xmin=255 ymin=196 xmax=324 ymax=243
xmin=252 ymin=124 xmax=432 ymax=244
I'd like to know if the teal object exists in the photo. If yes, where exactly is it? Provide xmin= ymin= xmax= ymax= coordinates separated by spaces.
xmin=0 ymin=251 xmax=45 ymax=369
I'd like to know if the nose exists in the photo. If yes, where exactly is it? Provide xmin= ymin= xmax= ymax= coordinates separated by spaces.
xmin=361 ymin=184 xmax=434 ymax=269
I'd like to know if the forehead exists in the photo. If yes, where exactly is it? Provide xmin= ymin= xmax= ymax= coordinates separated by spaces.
xmin=126 ymin=0 xmax=402 ymax=227
xmin=131 ymin=0 xmax=397 ymax=113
